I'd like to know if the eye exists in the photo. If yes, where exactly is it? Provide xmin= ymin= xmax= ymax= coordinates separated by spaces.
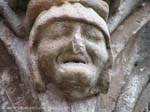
xmin=82 ymin=25 xmax=104 ymax=42
xmin=40 ymin=21 xmax=73 ymax=39
xmin=52 ymin=22 xmax=73 ymax=36
xmin=88 ymin=31 xmax=103 ymax=41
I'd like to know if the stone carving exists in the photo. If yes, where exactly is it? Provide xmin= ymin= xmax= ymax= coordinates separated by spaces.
xmin=26 ymin=1 xmax=113 ymax=111
xmin=26 ymin=1 xmax=112 ymax=100
xmin=19 ymin=0 xmax=114 ymax=111
xmin=0 ymin=0 xmax=150 ymax=112
xmin=0 ymin=0 xmax=114 ymax=111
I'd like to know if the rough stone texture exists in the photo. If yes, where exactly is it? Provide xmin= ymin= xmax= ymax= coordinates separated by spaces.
xmin=111 ymin=2 xmax=150 ymax=58
xmin=134 ymin=83 xmax=150 ymax=112
xmin=26 ymin=1 xmax=112 ymax=111
xmin=133 ymin=21 xmax=150 ymax=112
xmin=0 ymin=0 xmax=26 ymax=38
xmin=0 ymin=0 xmax=150 ymax=112
xmin=25 ymin=0 xmax=109 ymax=32
xmin=113 ymin=18 xmax=150 ymax=112
xmin=100 ymin=2 xmax=150 ymax=112
xmin=108 ymin=0 xmax=144 ymax=33
xmin=129 ymin=18 xmax=150 ymax=112
xmin=0 ymin=40 xmax=29 ymax=112
xmin=0 ymin=1 xmax=112 ymax=111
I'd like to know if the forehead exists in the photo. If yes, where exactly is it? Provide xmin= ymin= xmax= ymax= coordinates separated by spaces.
xmin=49 ymin=20 xmax=95 ymax=27
xmin=39 ymin=20 xmax=102 ymax=33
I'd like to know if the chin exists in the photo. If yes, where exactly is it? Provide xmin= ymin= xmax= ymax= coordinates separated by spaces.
xmin=53 ymin=63 xmax=101 ymax=100
xmin=64 ymin=86 xmax=100 ymax=100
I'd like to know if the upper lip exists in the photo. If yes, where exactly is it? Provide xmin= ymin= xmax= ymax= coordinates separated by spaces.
xmin=57 ymin=54 xmax=87 ymax=64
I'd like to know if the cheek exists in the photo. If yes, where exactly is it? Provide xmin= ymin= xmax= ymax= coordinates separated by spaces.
xmin=85 ymin=41 xmax=109 ymax=65
xmin=37 ymin=38 xmax=69 ymax=59
xmin=37 ymin=38 xmax=70 ymax=76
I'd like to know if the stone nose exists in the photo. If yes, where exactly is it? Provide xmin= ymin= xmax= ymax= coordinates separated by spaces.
xmin=71 ymin=27 xmax=85 ymax=54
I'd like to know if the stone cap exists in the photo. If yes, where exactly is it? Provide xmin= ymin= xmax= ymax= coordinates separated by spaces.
xmin=25 ymin=0 xmax=109 ymax=31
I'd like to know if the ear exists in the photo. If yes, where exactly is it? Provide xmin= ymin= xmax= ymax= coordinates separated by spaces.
xmin=98 ymin=61 xmax=111 ymax=94
xmin=33 ymin=71 xmax=46 ymax=93
xmin=98 ymin=48 xmax=113 ymax=94
xmin=28 ymin=46 xmax=46 ymax=93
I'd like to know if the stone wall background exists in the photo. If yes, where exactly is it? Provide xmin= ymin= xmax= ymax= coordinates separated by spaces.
xmin=0 ymin=0 xmax=149 ymax=112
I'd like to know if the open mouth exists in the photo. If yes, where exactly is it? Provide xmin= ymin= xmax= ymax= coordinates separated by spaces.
xmin=58 ymin=55 xmax=87 ymax=64
xmin=63 ymin=59 xmax=86 ymax=64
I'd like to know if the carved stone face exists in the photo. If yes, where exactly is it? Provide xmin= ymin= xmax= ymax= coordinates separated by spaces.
xmin=37 ymin=20 xmax=109 ymax=99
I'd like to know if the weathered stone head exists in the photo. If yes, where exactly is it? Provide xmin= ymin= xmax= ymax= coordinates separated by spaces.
xmin=26 ymin=0 xmax=113 ymax=100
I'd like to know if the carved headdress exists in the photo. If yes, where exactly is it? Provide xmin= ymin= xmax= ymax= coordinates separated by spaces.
xmin=25 ymin=0 xmax=109 ymax=29
xmin=26 ymin=0 xmax=113 ymax=93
